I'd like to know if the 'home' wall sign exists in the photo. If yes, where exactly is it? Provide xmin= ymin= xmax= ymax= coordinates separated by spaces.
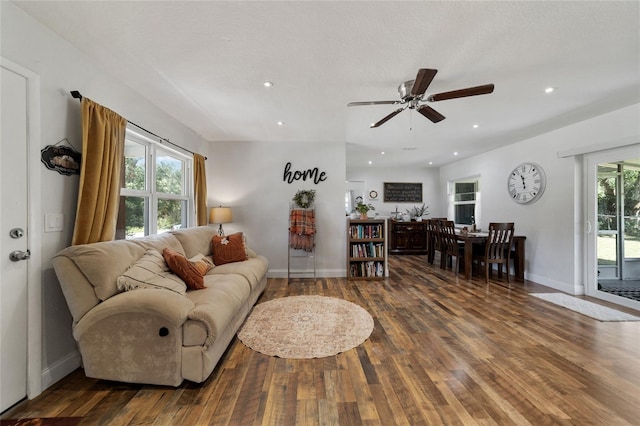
xmin=283 ymin=162 xmax=328 ymax=184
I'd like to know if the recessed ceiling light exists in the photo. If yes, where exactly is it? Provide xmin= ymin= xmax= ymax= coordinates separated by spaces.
xmin=545 ymin=87 xmax=555 ymax=93
xmin=380 ymin=151 xmax=385 ymax=155
xmin=264 ymin=81 xmax=273 ymax=87
xmin=453 ymin=152 xmax=458 ymax=156
xmin=277 ymin=121 xmax=284 ymax=126
xmin=473 ymin=124 xmax=479 ymax=129
xmin=428 ymin=161 xmax=433 ymax=165
xmin=368 ymin=160 xmax=373 ymax=165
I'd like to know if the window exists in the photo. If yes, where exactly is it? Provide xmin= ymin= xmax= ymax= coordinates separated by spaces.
xmin=451 ymin=179 xmax=479 ymax=226
xmin=116 ymin=131 xmax=192 ymax=239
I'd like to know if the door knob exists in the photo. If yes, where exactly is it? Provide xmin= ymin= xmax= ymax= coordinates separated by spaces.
xmin=9 ymin=250 xmax=30 ymax=262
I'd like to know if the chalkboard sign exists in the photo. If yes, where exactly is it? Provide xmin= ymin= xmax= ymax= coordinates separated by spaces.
xmin=383 ymin=182 xmax=422 ymax=202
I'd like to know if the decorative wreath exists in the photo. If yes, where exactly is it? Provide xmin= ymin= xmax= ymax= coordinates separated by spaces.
xmin=293 ymin=189 xmax=316 ymax=208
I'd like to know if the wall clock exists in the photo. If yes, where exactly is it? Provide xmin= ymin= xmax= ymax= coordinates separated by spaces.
xmin=369 ymin=190 xmax=378 ymax=200
xmin=507 ymin=162 xmax=546 ymax=204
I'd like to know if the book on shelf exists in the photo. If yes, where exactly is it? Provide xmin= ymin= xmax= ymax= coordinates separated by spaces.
xmin=349 ymin=261 xmax=384 ymax=278
xmin=351 ymin=242 xmax=384 ymax=258
xmin=348 ymin=223 xmax=383 ymax=239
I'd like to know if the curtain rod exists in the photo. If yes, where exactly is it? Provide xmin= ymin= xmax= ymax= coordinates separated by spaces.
xmin=70 ymin=90 xmax=207 ymax=160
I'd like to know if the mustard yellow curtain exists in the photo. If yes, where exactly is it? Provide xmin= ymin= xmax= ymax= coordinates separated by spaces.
xmin=71 ymin=98 xmax=126 ymax=245
xmin=193 ymin=153 xmax=208 ymax=226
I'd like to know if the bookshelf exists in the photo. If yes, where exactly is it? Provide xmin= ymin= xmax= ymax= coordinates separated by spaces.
xmin=347 ymin=218 xmax=387 ymax=280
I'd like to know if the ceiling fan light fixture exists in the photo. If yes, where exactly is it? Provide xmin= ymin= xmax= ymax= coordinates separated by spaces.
xmin=348 ymin=68 xmax=494 ymax=128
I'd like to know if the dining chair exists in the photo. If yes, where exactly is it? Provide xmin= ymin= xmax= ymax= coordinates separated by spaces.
xmin=426 ymin=218 xmax=447 ymax=265
xmin=476 ymin=222 xmax=515 ymax=283
xmin=439 ymin=220 xmax=465 ymax=274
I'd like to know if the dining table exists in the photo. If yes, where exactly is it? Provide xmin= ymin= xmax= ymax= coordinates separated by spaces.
xmin=455 ymin=231 xmax=526 ymax=281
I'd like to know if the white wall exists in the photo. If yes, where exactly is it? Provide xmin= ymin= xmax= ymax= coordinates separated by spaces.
xmin=439 ymin=103 xmax=640 ymax=294
xmin=347 ymin=166 xmax=442 ymax=218
xmin=208 ymin=141 xmax=346 ymax=277
xmin=1 ymin=2 xmax=209 ymax=391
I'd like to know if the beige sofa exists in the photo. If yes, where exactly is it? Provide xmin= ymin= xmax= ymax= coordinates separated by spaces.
xmin=52 ymin=226 xmax=268 ymax=386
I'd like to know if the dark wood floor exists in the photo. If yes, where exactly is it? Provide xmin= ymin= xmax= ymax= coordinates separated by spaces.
xmin=3 ymin=255 xmax=640 ymax=425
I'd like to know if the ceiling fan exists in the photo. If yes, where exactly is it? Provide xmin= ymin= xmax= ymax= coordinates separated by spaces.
xmin=348 ymin=68 xmax=494 ymax=128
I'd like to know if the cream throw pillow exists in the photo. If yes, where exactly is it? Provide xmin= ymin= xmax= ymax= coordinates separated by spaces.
xmin=117 ymin=249 xmax=187 ymax=296
xmin=189 ymin=253 xmax=215 ymax=273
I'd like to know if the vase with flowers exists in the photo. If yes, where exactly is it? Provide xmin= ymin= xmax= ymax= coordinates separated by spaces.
xmin=407 ymin=203 xmax=430 ymax=221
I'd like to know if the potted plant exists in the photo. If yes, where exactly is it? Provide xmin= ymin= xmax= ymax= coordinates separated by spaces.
xmin=407 ymin=203 xmax=429 ymax=221
xmin=355 ymin=201 xmax=375 ymax=219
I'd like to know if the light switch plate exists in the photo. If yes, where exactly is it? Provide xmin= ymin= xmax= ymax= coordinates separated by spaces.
xmin=45 ymin=213 xmax=64 ymax=232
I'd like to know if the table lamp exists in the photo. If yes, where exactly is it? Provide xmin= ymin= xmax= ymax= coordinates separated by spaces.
xmin=209 ymin=206 xmax=233 ymax=236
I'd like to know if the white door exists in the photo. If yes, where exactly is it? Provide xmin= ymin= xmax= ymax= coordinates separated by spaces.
xmin=585 ymin=144 xmax=640 ymax=312
xmin=1 ymin=64 xmax=30 ymax=412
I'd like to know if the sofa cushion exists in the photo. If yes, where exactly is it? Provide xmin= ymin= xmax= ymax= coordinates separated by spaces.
xmin=207 ymin=255 xmax=268 ymax=292
xmin=163 ymin=248 xmax=207 ymax=290
xmin=184 ymin=274 xmax=252 ymax=347
xmin=210 ymin=232 xmax=248 ymax=265
xmin=117 ymin=249 xmax=187 ymax=296
xmin=171 ymin=226 xmax=217 ymax=258
xmin=132 ymin=232 xmax=184 ymax=255
xmin=55 ymin=240 xmax=146 ymax=301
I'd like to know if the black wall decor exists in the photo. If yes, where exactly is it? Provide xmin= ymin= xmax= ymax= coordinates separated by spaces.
xmin=41 ymin=140 xmax=81 ymax=176
xmin=283 ymin=162 xmax=328 ymax=184
xmin=383 ymin=182 xmax=422 ymax=202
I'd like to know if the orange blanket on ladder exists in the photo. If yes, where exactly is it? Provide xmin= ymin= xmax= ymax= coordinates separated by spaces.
xmin=289 ymin=209 xmax=315 ymax=252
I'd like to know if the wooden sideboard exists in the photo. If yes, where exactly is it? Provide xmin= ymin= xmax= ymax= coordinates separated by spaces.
xmin=389 ymin=220 xmax=427 ymax=255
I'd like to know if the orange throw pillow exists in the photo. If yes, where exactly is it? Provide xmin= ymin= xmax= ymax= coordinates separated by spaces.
xmin=162 ymin=248 xmax=206 ymax=290
xmin=211 ymin=232 xmax=248 ymax=265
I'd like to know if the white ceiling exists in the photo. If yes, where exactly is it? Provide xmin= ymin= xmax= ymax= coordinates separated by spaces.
xmin=14 ymin=1 xmax=640 ymax=169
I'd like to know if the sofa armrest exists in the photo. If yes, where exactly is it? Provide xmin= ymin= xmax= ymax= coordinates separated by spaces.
xmin=73 ymin=289 xmax=195 ymax=341
xmin=71 ymin=289 xmax=195 ymax=386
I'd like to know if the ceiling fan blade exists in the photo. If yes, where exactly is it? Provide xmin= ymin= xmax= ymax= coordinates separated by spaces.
xmin=427 ymin=84 xmax=495 ymax=102
xmin=417 ymin=105 xmax=446 ymax=123
xmin=348 ymin=100 xmax=401 ymax=107
xmin=370 ymin=107 xmax=405 ymax=128
xmin=411 ymin=69 xmax=438 ymax=97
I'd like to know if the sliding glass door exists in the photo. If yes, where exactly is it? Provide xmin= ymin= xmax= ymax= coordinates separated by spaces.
xmin=585 ymin=145 xmax=640 ymax=310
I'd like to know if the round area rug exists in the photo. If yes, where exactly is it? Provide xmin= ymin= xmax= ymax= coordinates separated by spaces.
xmin=237 ymin=295 xmax=374 ymax=359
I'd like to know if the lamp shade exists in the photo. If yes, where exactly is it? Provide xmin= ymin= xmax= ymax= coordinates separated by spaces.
xmin=209 ymin=207 xmax=233 ymax=224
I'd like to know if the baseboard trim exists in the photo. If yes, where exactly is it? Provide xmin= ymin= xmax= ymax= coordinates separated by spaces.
xmin=267 ymin=269 xmax=346 ymax=279
xmin=526 ymin=272 xmax=581 ymax=295
xmin=41 ymin=350 xmax=81 ymax=392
